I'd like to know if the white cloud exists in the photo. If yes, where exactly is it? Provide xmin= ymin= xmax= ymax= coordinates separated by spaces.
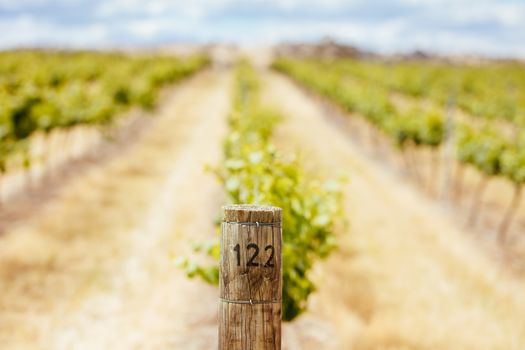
xmin=0 ymin=16 xmax=111 ymax=48
xmin=0 ymin=0 xmax=524 ymax=57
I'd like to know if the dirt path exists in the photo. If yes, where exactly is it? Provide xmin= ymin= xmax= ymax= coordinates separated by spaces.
xmin=50 ymin=69 xmax=232 ymax=349
xmin=0 ymin=69 xmax=231 ymax=349
xmin=261 ymin=70 xmax=525 ymax=350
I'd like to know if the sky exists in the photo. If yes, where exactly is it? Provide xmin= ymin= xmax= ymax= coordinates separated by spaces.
xmin=0 ymin=0 xmax=524 ymax=57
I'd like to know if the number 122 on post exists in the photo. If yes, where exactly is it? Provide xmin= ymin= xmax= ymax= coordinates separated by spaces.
xmin=233 ymin=243 xmax=275 ymax=268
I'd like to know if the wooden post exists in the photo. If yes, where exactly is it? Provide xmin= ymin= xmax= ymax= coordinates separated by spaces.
xmin=219 ymin=204 xmax=282 ymax=350
xmin=440 ymin=96 xmax=456 ymax=202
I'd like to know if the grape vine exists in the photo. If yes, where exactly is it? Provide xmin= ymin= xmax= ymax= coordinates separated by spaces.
xmin=274 ymin=57 xmax=525 ymax=241
xmin=178 ymin=61 xmax=345 ymax=321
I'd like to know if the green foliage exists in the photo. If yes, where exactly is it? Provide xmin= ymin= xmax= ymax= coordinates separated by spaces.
xmin=456 ymin=125 xmax=477 ymax=164
xmin=456 ymin=126 xmax=506 ymax=176
xmin=175 ymin=241 xmax=221 ymax=285
xmin=274 ymin=57 xmax=525 ymax=189
xmin=300 ymin=57 xmax=525 ymax=124
xmin=500 ymin=134 xmax=525 ymax=185
xmin=0 ymin=50 xmax=209 ymax=165
xmin=384 ymin=108 xmax=444 ymax=148
xmin=273 ymin=58 xmax=445 ymax=149
xmin=456 ymin=124 xmax=525 ymax=189
xmin=181 ymin=61 xmax=345 ymax=321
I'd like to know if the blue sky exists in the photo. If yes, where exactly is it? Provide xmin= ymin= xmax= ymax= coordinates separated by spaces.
xmin=1 ymin=0 xmax=524 ymax=57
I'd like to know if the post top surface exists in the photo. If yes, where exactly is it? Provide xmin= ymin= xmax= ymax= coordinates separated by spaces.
xmin=222 ymin=204 xmax=282 ymax=223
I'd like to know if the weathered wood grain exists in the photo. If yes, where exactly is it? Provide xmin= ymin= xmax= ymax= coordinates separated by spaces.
xmin=219 ymin=204 xmax=282 ymax=350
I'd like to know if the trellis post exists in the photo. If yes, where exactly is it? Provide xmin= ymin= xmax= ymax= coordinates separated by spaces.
xmin=219 ymin=204 xmax=282 ymax=350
